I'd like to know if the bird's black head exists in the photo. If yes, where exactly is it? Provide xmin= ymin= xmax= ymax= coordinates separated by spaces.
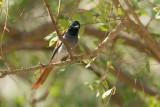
xmin=67 ymin=21 xmax=80 ymax=36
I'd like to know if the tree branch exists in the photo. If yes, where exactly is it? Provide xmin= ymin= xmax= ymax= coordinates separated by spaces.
xmin=123 ymin=0 xmax=143 ymax=25
xmin=126 ymin=18 xmax=160 ymax=61
xmin=3 ymin=22 xmax=160 ymax=64
xmin=112 ymin=0 xmax=160 ymax=62
xmin=43 ymin=0 xmax=74 ymax=59
xmin=0 ymin=22 xmax=125 ymax=77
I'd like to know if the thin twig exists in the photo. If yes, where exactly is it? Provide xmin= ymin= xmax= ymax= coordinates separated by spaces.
xmin=56 ymin=0 xmax=61 ymax=23
xmin=43 ymin=0 xmax=74 ymax=59
xmin=0 ymin=0 xmax=11 ymax=70
xmin=0 ymin=22 xmax=125 ymax=77
xmin=123 ymin=0 xmax=143 ymax=26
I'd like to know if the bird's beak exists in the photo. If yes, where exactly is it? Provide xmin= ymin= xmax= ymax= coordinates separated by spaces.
xmin=74 ymin=25 xmax=79 ymax=28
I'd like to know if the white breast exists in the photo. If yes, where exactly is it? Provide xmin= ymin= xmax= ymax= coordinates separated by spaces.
xmin=51 ymin=44 xmax=67 ymax=63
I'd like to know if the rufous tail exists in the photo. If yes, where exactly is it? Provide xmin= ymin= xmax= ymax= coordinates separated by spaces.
xmin=31 ymin=67 xmax=52 ymax=90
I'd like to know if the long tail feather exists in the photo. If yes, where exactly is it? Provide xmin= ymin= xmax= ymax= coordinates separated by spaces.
xmin=32 ymin=67 xmax=52 ymax=90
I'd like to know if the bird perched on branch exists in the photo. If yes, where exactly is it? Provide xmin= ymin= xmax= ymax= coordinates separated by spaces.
xmin=32 ymin=21 xmax=80 ymax=90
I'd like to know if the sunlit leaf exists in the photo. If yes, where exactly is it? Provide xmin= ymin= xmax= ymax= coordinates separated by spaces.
xmin=85 ymin=63 xmax=91 ymax=68
xmin=0 ymin=1 xmax=2 ymax=5
xmin=155 ymin=11 xmax=160 ymax=19
xmin=102 ymin=86 xmax=116 ymax=99
xmin=44 ymin=31 xmax=58 ymax=47
xmin=117 ymin=8 xmax=124 ymax=16
xmin=49 ymin=36 xmax=58 ymax=47
xmin=96 ymin=91 xmax=100 ymax=97
xmin=106 ymin=60 xmax=115 ymax=70
xmin=44 ymin=34 xmax=53 ymax=41
xmin=83 ymin=57 xmax=96 ymax=68
xmin=49 ymin=39 xmax=55 ymax=47
xmin=98 ymin=25 xmax=108 ymax=32
xmin=153 ymin=6 xmax=160 ymax=12
xmin=136 ymin=10 xmax=147 ymax=16
xmin=58 ymin=67 xmax=66 ymax=72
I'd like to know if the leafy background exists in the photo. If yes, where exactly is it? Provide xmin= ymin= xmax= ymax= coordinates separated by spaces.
xmin=0 ymin=0 xmax=160 ymax=107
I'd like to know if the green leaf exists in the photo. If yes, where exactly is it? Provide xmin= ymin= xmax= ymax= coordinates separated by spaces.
xmin=44 ymin=31 xmax=58 ymax=47
xmin=59 ymin=19 xmax=69 ymax=30
xmin=58 ymin=67 xmax=66 ymax=73
xmin=153 ymin=6 xmax=160 ymax=12
xmin=98 ymin=25 xmax=108 ymax=32
xmin=49 ymin=36 xmax=58 ymax=47
xmin=117 ymin=8 xmax=124 ymax=16
xmin=0 ymin=1 xmax=3 ymax=5
xmin=44 ymin=34 xmax=53 ymax=41
xmin=155 ymin=11 xmax=160 ymax=19
xmin=44 ymin=31 xmax=57 ymax=41
xmin=136 ymin=10 xmax=147 ymax=16
xmin=49 ymin=39 xmax=55 ymax=47
xmin=106 ymin=60 xmax=115 ymax=70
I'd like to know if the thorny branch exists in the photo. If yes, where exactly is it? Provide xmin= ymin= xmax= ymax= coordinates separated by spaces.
xmin=0 ymin=22 xmax=125 ymax=77
xmin=43 ymin=0 xmax=74 ymax=59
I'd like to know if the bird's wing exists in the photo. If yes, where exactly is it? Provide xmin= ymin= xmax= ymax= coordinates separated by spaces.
xmin=50 ymin=40 xmax=62 ymax=61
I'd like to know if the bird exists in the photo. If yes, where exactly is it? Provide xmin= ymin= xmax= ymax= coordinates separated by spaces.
xmin=31 ymin=21 xmax=80 ymax=90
